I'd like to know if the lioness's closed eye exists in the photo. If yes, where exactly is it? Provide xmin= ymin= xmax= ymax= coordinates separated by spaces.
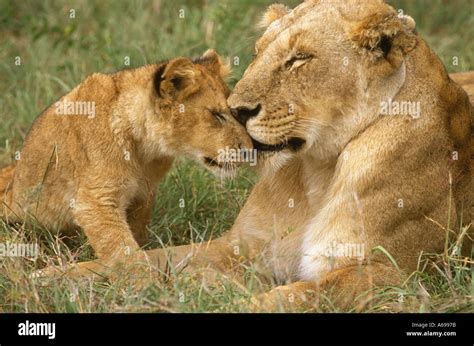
xmin=0 ymin=49 xmax=252 ymax=277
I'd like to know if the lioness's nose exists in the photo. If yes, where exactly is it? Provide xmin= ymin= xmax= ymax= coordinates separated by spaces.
xmin=231 ymin=104 xmax=261 ymax=126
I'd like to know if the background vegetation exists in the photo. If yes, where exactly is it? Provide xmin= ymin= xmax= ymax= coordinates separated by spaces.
xmin=0 ymin=0 xmax=472 ymax=312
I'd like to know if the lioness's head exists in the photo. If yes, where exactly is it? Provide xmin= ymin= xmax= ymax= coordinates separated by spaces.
xmin=229 ymin=0 xmax=417 ymax=165
xmin=153 ymin=50 xmax=253 ymax=176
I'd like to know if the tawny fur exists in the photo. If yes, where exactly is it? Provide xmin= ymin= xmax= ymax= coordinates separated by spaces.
xmin=142 ymin=0 xmax=472 ymax=310
xmin=19 ymin=0 xmax=473 ymax=310
xmin=0 ymin=50 xmax=252 ymax=273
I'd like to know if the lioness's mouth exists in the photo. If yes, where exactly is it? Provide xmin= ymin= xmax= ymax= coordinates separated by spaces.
xmin=251 ymin=137 xmax=306 ymax=152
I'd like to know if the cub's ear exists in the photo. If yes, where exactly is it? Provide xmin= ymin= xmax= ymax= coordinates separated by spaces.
xmin=348 ymin=10 xmax=417 ymax=66
xmin=193 ymin=49 xmax=232 ymax=81
xmin=154 ymin=58 xmax=201 ymax=100
xmin=258 ymin=3 xmax=290 ymax=29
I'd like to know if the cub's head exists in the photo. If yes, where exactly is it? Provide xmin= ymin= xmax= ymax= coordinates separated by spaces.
xmin=228 ymin=0 xmax=418 ymax=166
xmin=152 ymin=50 xmax=253 ymax=177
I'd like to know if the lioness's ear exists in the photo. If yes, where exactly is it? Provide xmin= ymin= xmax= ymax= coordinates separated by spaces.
xmin=154 ymin=58 xmax=201 ymax=100
xmin=258 ymin=4 xmax=290 ymax=29
xmin=193 ymin=49 xmax=232 ymax=81
xmin=348 ymin=10 xmax=417 ymax=65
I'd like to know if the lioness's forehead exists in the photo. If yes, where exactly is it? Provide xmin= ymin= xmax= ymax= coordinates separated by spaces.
xmin=255 ymin=0 xmax=391 ymax=53
xmin=255 ymin=0 xmax=315 ymax=52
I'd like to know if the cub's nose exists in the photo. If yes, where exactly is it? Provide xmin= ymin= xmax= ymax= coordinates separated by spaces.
xmin=231 ymin=104 xmax=261 ymax=126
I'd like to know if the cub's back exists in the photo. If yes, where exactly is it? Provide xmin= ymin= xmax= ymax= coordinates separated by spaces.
xmin=9 ymin=70 xmax=136 ymax=225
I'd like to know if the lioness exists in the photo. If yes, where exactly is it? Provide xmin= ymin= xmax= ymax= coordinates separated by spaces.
xmin=0 ymin=50 xmax=252 ymax=273
xmin=23 ymin=0 xmax=473 ymax=311
xmin=137 ymin=0 xmax=470 ymax=309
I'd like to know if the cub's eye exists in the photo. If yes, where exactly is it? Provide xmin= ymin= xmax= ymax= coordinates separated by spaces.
xmin=285 ymin=52 xmax=313 ymax=69
xmin=211 ymin=110 xmax=226 ymax=124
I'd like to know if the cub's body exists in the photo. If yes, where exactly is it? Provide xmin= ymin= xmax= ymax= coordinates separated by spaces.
xmin=8 ymin=68 xmax=171 ymax=240
xmin=1 ymin=51 xmax=252 ymax=267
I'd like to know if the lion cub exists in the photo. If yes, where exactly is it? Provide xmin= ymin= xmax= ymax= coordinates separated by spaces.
xmin=0 ymin=50 xmax=252 ymax=271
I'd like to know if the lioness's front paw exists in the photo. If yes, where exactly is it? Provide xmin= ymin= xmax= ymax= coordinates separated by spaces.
xmin=106 ymin=251 xmax=163 ymax=288
xmin=30 ymin=260 xmax=110 ymax=283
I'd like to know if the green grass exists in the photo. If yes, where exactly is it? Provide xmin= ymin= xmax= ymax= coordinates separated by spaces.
xmin=0 ymin=0 xmax=473 ymax=312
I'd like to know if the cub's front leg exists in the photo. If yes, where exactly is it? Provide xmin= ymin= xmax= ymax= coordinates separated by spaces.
xmin=73 ymin=186 xmax=139 ymax=260
xmin=33 ymin=183 xmax=156 ymax=281
xmin=126 ymin=192 xmax=156 ymax=247
xmin=67 ymin=180 xmax=156 ymax=281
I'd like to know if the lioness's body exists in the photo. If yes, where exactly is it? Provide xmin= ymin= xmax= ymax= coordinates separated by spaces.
xmin=143 ymin=0 xmax=473 ymax=309
xmin=1 ymin=51 xmax=252 ymax=266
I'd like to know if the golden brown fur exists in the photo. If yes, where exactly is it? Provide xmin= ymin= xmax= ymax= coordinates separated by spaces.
xmin=451 ymin=71 xmax=474 ymax=108
xmin=0 ymin=50 xmax=252 ymax=274
xmin=139 ymin=0 xmax=472 ymax=310
xmin=25 ymin=0 xmax=473 ymax=310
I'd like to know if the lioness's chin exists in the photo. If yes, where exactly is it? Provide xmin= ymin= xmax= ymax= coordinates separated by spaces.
xmin=257 ymin=150 xmax=295 ymax=171
xmin=251 ymin=136 xmax=308 ymax=171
